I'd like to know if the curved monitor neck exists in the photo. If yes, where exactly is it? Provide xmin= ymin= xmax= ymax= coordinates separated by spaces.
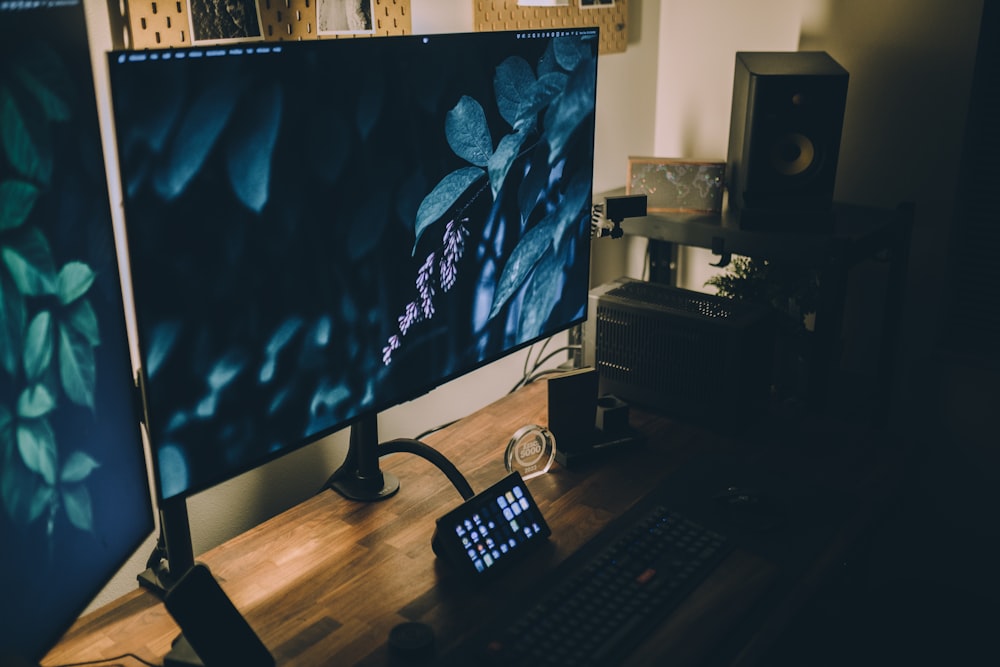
xmin=325 ymin=413 xmax=400 ymax=502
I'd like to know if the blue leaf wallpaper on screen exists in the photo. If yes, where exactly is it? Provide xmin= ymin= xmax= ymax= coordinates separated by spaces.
xmin=109 ymin=30 xmax=598 ymax=501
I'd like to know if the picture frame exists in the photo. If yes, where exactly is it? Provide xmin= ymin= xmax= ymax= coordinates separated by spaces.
xmin=626 ymin=157 xmax=726 ymax=214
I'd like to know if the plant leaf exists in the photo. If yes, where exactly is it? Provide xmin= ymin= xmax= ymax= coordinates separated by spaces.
xmin=56 ymin=261 xmax=95 ymax=305
xmin=519 ymin=72 xmax=567 ymax=128
xmin=60 ymin=450 xmax=100 ymax=483
xmin=494 ymin=56 xmax=536 ymax=128
xmin=17 ymin=384 xmax=56 ymax=419
xmin=0 ymin=270 xmax=28 ymax=376
xmin=518 ymin=244 xmax=563 ymax=341
xmin=16 ymin=418 xmax=57 ymax=486
xmin=226 ymin=80 xmax=283 ymax=214
xmin=517 ymin=142 xmax=551 ymax=225
xmin=28 ymin=483 xmax=55 ymax=524
xmin=488 ymin=218 xmax=555 ymax=321
xmin=0 ymin=84 xmax=53 ymax=185
xmin=553 ymin=171 xmax=593 ymax=251
xmin=445 ymin=96 xmax=493 ymax=167
xmin=487 ymin=130 xmax=527 ymax=201
xmin=58 ymin=322 xmax=96 ymax=410
xmin=22 ymin=310 xmax=53 ymax=383
xmin=544 ymin=57 xmax=596 ymax=164
xmin=412 ymin=166 xmax=486 ymax=254
xmin=553 ymin=35 xmax=590 ymax=72
xmin=152 ymin=76 xmax=243 ymax=201
xmin=65 ymin=298 xmax=100 ymax=346
xmin=0 ymin=179 xmax=40 ymax=231
xmin=2 ymin=226 xmax=58 ymax=296
xmin=62 ymin=484 xmax=94 ymax=532
xmin=10 ymin=42 xmax=74 ymax=123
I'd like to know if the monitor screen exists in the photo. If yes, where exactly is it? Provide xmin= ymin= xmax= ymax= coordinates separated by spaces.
xmin=108 ymin=27 xmax=599 ymax=503
xmin=0 ymin=1 xmax=154 ymax=662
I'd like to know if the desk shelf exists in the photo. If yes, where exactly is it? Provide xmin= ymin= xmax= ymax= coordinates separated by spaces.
xmin=602 ymin=189 xmax=914 ymax=426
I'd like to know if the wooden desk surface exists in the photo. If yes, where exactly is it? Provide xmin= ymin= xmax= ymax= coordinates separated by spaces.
xmin=42 ymin=380 xmax=897 ymax=667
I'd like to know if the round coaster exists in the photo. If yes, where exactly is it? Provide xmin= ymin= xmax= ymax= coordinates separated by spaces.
xmin=505 ymin=424 xmax=556 ymax=480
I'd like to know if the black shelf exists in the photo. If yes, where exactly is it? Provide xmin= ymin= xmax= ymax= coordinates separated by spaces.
xmin=598 ymin=188 xmax=914 ymax=427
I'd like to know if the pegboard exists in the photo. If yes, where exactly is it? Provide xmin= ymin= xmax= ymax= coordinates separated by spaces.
xmin=473 ymin=0 xmax=628 ymax=55
xmin=120 ymin=0 xmax=411 ymax=50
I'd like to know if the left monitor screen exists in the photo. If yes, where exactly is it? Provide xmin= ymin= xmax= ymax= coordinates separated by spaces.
xmin=0 ymin=1 xmax=154 ymax=662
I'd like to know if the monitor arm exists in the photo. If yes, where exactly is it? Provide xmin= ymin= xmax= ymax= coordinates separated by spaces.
xmin=324 ymin=413 xmax=474 ymax=502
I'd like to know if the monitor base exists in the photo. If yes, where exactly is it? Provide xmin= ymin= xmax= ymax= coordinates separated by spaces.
xmin=163 ymin=634 xmax=202 ymax=667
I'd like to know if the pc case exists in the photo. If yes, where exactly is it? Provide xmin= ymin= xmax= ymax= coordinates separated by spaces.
xmin=583 ymin=278 xmax=775 ymax=427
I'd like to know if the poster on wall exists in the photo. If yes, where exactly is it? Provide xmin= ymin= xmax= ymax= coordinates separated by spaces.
xmin=317 ymin=0 xmax=375 ymax=35
xmin=188 ymin=0 xmax=263 ymax=43
xmin=580 ymin=0 xmax=615 ymax=7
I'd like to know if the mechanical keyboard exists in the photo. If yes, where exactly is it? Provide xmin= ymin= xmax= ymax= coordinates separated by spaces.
xmin=455 ymin=504 xmax=731 ymax=666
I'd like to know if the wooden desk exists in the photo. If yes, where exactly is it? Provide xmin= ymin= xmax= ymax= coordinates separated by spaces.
xmin=42 ymin=380 xmax=897 ymax=666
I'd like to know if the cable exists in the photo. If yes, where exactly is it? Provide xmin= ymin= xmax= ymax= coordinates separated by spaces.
xmin=379 ymin=439 xmax=475 ymax=500
xmin=49 ymin=653 xmax=160 ymax=667
xmin=510 ymin=344 xmax=582 ymax=393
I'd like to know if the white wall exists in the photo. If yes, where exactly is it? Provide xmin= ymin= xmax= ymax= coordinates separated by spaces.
xmin=81 ymin=0 xmax=664 ymax=611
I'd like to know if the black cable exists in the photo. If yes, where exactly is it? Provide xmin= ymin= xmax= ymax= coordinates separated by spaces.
xmin=510 ymin=344 xmax=582 ymax=393
xmin=49 ymin=653 xmax=160 ymax=667
xmin=378 ymin=439 xmax=475 ymax=500
xmin=413 ymin=418 xmax=459 ymax=441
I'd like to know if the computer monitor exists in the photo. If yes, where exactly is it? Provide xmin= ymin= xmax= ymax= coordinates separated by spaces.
xmin=107 ymin=26 xmax=598 ymax=577
xmin=0 ymin=1 xmax=154 ymax=663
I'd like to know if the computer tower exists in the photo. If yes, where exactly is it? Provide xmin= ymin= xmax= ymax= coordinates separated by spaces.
xmin=583 ymin=278 xmax=775 ymax=427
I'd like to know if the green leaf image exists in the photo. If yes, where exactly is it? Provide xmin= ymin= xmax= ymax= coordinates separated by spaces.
xmin=413 ymin=166 xmax=486 ymax=254
xmin=487 ymin=130 xmax=527 ymax=201
xmin=16 ymin=418 xmax=57 ymax=486
xmin=65 ymin=298 xmax=100 ymax=346
xmin=2 ymin=225 xmax=57 ymax=296
xmin=56 ymin=261 xmax=95 ymax=305
xmin=28 ymin=483 xmax=54 ymax=524
xmin=10 ymin=41 xmax=75 ymax=123
xmin=58 ymin=322 xmax=96 ymax=410
xmin=0 ymin=270 xmax=28 ymax=376
xmin=494 ymin=56 xmax=536 ymax=128
xmin=518 ymin=243 xmax=564 ymax=341
xmin=226 ymin=80 xmax=283 ymax=214
xmin=17 ymin=384 xmax=56 ymax=419
xmin=553 ymin=35 xmax=590 ymax=72
xmin=0 ymin=84 xmax=53 ymax=185
xmin=445 ymin=96 xmax=493 ymax=167
xmin=488 ymin=217 xmax=555 ymax=321
xmin=544 ymin=58 xmax=596 ymax=164
xmin=22 ymin=310 xmax=53 ymax=383
xmin=61 ymin=483 xmax=93 ymax=532
xmin=153 ymin=76 xmax=243 ymax=201
xmin=2 ymin=432 xmax=44 ymax=525
xmin=60 ymin=450 xmax=100 ymax=483
xmin=0 ymin=179 xmax=40 ymax=231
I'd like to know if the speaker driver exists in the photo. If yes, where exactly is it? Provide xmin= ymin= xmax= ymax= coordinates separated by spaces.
xmin=770 ymin=132 xmax=815 ymax=176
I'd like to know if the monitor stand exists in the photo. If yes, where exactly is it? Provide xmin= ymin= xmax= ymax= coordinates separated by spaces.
xmin=138 ymin=496 xmax=196 ymax=595
xmin=325 ymin=413 xmax=400 ymax=501
xmin=163 ymin=635 xmax=202 ymax=667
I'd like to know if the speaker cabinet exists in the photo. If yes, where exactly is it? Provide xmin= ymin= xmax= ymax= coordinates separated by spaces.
xmin=727 ymin=51 xmax=848 ymax=230
xmin=582 ymin=278 xmax=775 ymax=428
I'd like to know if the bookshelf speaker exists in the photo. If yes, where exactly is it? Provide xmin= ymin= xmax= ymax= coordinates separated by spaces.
xmin=727 ymin=51 xmax=848 ymax=230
